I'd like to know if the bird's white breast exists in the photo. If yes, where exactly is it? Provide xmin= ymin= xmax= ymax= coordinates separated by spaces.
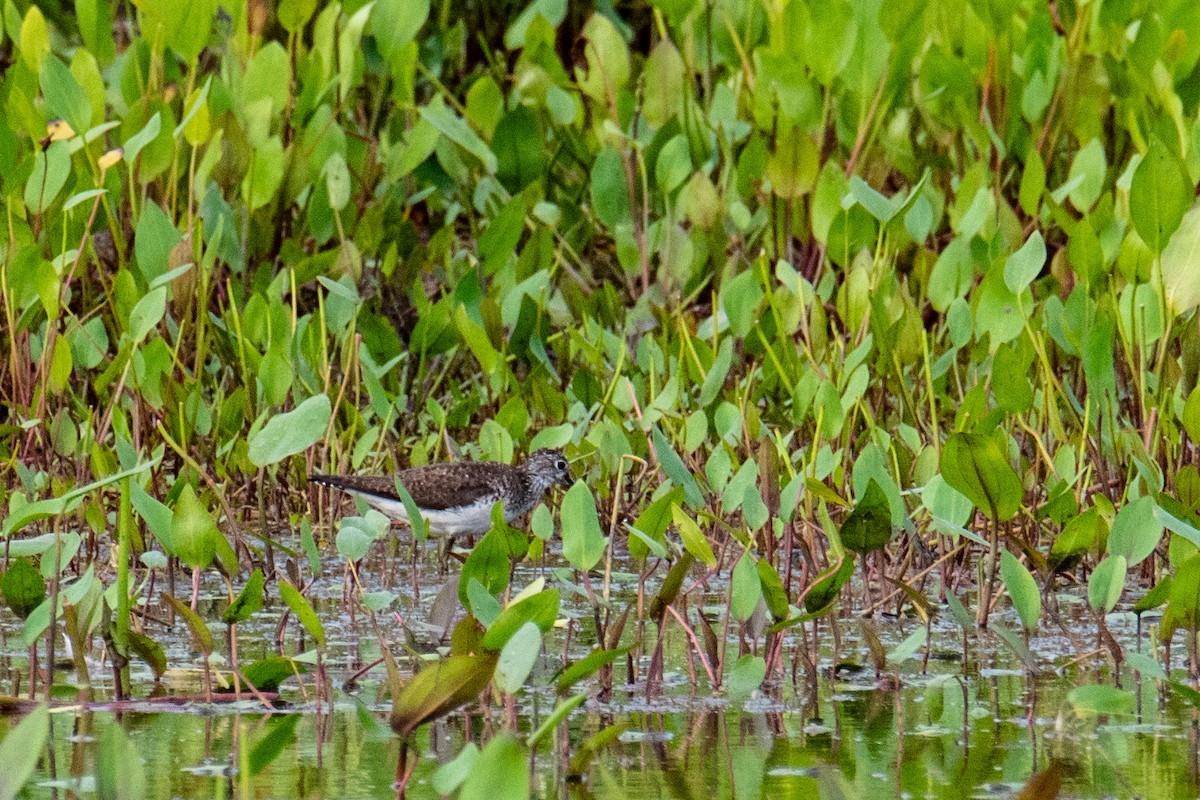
xmin=344 ymin=490 xmax=501 ymax=535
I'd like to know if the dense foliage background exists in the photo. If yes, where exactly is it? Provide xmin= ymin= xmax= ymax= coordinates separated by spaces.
xmin=3 ymin=1 xmax=1200 ymax=788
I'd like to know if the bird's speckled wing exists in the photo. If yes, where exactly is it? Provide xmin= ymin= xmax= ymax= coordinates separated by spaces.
xmin=311 ymin=461 xmax=516 ymax=510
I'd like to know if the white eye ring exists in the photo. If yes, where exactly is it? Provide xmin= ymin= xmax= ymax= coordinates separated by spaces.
xmin=556 ymin=459 xmax=567 ymax=470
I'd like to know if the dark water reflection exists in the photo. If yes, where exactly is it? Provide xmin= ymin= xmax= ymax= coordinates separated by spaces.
xmin=2 ymin=554 xmax=1199 ymax=799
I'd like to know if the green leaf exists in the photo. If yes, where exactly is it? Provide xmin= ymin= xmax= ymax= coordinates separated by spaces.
xmin=390 ymin=652 xmax=498 ymax=737
xmin=804 ymin=557 xmax=854 ymax=613
xmin=1168 ymin=554 xmax=1200 ymax=630
xmin=725 ymin=654 xmax=766 ymax=699
xmin=222 ymin=568 xmax=264 ymax=625
xmin=1160 ymin=206 xmax=1200 ymax=315
xmin=887 ymin=627 xmax=928 ymax=665
xmin=1003 ymin=231 xmax=1046 ymax=294
xmin=940 ymin=433 xmax=1022 ymax=522
xmin=731 ymin=551 xmax=762 ymax=621
xmin=170 ymin=484 xmax=219 ymax=570
xmin=432 ymin=743 xmax=478 ymax=796
xmin=248 ymin=714 xmax=300 ymax=775
xmin=458 ymin=529 xmax=511 ymax=608
xmin=840 ymin=479 xmax=893 ymax=554
xmin=649 ymin=552 xmax=694 ymax=619
xmin=162 ymin=593 xmax=215 ymax=653
xmin=0 ymin=705 xmax=49 ymax=800
xmin=24 ymin=140 xmax=70 ymax=213
xmin=1067 ymin=684 xmax=1135 ymax=716
xmin=590 ymin=148 xmax=630 ymax=229
xmin=249 ymin=395 xmax=332 ymax=467
xmin=1050 ymin=507 xmax=1104 ymax=572
xmin=234 ymin=654 xmax=300 ymax=690
xmin=2 ymin=461 xmax=153 ymax=537
xmin=130 ymin=484 xmax=172 ymax=554
xmin=505 ymin=0 xmax=567 ymax=49
xmin=722 ymin=272 xmax=764 ymax=339
xmin=335 ymin=519 xmax=373 ymax=562
xmin=482 ymin=589 xmax=560 ymax=650
xmin=127 ymin=630 xmax=167 ymax=678
xmin=494 ymin=621 xmax=541 ymax=693
xmin=1 ymin=558 xmax=46 ymax=619
xmin=40 ymin=54 xmax=91 ymax=133
xmin=370 ymin=0 xmax=429 ymax=59
xmin=1133 ymin=577 xmax=1171 ymax=615
xmin=123 ymin=112 xmax=162 ymax=165
xmin=767 ymin=125 xmax=819 ymax=200
xmin=1184 ymin=388 xmax=1200 ymax=444
xmin=627 ymin=487 xmax=682 ymax=559
xmin=460 ymin=734 xmax=528 ymax=800
xmin=280 ymin=579 xmax=326 ymax=649
xmin=242 ymin=136 xmax=285 ymax=210
xmin=757 ymin=558 xmax=789 ymax=622
xmin=97 ymin=722 xmax=145 ymax=800
xmin=1108 ymin=496 xmax=1163 ymax=567
xmin=76 ymin=0 xmax=116 ymax=64
xmin=671 ymin=504 xmax=716 ymax=567
xmin=1018 ymin=150 xmax=1045 ymax=215
xmin=1130 ymin=137 xmax=1192 ymax=254
xmin=420 ymin=98 xmax=497 ymax=174
xmin=847 ymin=175 xmax=897 ymax=223
xmin=1088 ymin=555 xmax=1127 ymax=614
xmin=127 ymin=287 xmax=166 ymax=343
xmin=651 ymin=428 xmax=703 ymax=509
xmin=278 ymin=0 xmax=318 ymax=32
xmin=561 ymin=481 xmax=607 ymax=571
xmin=1066 ymin=137 xmax=1106 ymax=211
xmin=527 ymin=692 xmax=587 ymax=748
xmin=1000 ymin=551 xmax=1041 ymax=631
xmin=557 ymin=647 xmax=629 ymax=693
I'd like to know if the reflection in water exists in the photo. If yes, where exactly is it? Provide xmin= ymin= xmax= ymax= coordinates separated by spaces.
xmin=3 ymin=560 xmax=1200 ymax=799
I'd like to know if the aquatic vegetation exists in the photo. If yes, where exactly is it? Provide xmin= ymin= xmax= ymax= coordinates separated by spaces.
xmin=1 ymin=0 xmax=1200 ymax=797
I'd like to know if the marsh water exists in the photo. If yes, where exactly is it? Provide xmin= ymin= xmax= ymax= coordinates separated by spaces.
xmin=2 ymin=545 xmax=1197 ymax=800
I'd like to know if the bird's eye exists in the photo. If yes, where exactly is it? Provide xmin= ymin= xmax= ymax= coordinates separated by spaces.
xmin=556 ymin=459 xmax=567 ymax=471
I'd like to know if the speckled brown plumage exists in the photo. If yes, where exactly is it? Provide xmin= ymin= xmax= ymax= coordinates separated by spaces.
xmin=309 ymin=448 xmax=572 ymax=535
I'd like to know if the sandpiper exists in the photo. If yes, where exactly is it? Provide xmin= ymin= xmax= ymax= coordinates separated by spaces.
xmin=309 ymin=448 xmax=573 ymax=535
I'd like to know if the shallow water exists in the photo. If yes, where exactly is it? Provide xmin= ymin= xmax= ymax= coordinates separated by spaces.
xmin=1 ymin=547 xmax=1198 ymax=799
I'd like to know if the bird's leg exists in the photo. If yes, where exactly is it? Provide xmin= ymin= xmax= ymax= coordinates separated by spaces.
xmin=437 ymin=535 xmax=456 ymax=575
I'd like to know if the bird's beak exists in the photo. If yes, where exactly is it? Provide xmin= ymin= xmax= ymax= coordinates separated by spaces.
xmin=559 ymin=472 xmax=574 ymax=489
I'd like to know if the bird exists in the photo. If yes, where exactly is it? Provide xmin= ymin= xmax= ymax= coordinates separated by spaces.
xmin=309 ymin=448 xmax=573 ymax=536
